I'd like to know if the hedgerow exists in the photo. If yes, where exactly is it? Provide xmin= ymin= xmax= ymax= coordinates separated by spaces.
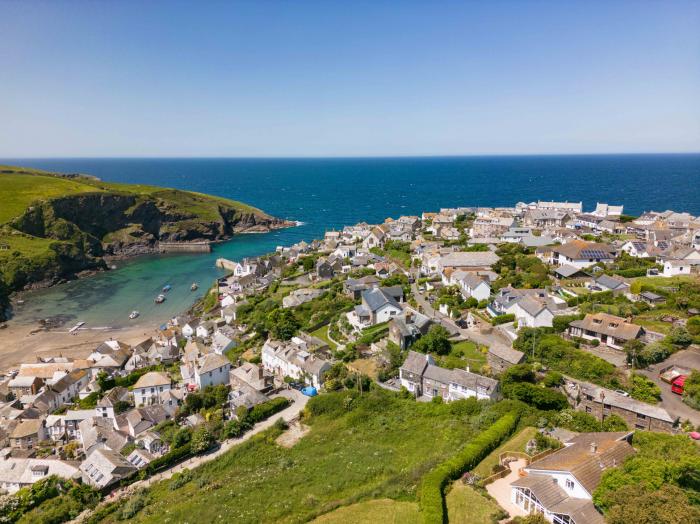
xmin=419 ymin=410 xmax=521 ymax=524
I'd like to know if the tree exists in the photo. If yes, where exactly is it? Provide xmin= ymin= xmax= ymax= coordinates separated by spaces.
xmin=412 ymin=325 xmax=452 ymax=355
xmin=190 ymin=426 xmax=215 ymax=454
xmin=266 ymin=308 xmax=300 ymax=340
xmin=604 ymin=485 xmax=700 ymax=524
xmin=623 ymin=339 xmax=646 ymax=368
xmin=687 ymin=316 xmax=700 ymax=336
xmin=668 ymin=327 xmax=693 ymax=348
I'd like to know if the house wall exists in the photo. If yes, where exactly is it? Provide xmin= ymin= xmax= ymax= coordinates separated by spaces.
xmin=133 ymin=384 xmax=171 ymax=407
xmin=374 ymin=303 xmax=401 ymax=325
xmin=196 ymin=364 xmax=231 ymax=389
xmin=576 ymin=397 xmax=674 ymax=432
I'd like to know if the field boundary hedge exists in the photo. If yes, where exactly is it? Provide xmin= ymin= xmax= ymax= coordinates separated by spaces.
xmin=419 ymin=411 xmax=521 ymax=524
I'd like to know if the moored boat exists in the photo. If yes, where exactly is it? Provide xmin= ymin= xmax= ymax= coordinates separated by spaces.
xmin=190 ymin=282 xmax=198 ymax=291
xmin=162 ymin=284 xmax=172 ymax=293
xmin=155 ymin=294 xmax=166 ymax=304
xmin=129 ymin=310 xmax=140 ymax=319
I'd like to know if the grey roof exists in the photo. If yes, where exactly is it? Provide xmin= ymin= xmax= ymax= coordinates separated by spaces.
xmin=401 ymin=351 xmax=431 ymax=376
xmin=362 ymin=288 xmax=401 ymax=312
xmin=439 ymin=251 xmax=499 ymax=268
xmin=511 ymin=473 xmax=568 ymax=507
xmin=578 ymin=381 xmax=675 ymax=423
xmin=555 ymin=265 xmax=589 ymax=278
xmin=488 ymin=344 xmax=525 ymax=364
xmin=450 ymin=368 xmax=498 ymax=393
xmin=594 ymin=274 xmax=628 ymax=290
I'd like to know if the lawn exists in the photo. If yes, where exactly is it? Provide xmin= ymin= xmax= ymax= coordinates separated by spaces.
xmin=311 ymin=499 xmax=420 ymax=524
xmin=310 ymin=324 xmax=338 ymax=350
xmin=445 ymin=482 xmax=505 ymax=523
xmin=437 ymin=340 xmax=487 ymax=373
xmin=97 ymin=389 xmax=510 ymax=523
xmin=472 ymin=426 xmax=537 ymax=478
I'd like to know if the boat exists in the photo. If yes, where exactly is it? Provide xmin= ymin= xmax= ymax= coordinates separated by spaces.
xmin=129 ymin=310 xmax=140 ymax=320
xmin=190 ymin=282 xmax=198 ymax=291
xmin=154 ymin=294 xmax=166 ymax=304
xmin=162 ymin=284 xmax=172 ymax=293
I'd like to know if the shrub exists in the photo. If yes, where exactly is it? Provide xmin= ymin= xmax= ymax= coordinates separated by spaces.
xmin=419 ymin=411 xmax=520 ymax=524
xmin=629 ymin=374 xmax=661 ymax=404
xmin=248 ymin=397 xmax=290 ymax=423
xmin=493 ymin=313 xmax=515 ymax=325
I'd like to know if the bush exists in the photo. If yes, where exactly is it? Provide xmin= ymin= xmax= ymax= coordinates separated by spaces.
xmin=419 ymin=411 xmax=521 ymax=524
xmin=503 ymin=382 xmax=568 ymax=411
xmin=492 ymin=313 xmax=515 ymax=326
xmin=629 ymin=374 xmax=661 ymax=404
xmin=248 ymin=397 xmax=290 ymax=423
xmin=412 ymin=325 xmax=452 ymax=355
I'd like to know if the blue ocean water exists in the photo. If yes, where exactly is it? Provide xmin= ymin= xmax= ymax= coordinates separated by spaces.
xmin=3 ymin=154 xmax=699 ymax=327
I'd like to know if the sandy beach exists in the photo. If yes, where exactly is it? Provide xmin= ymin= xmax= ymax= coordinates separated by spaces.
xmin=0 ymin=321 xmax=159 ymax=371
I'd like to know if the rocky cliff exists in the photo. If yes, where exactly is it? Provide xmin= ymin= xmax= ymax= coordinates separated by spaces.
xmin=0 ymin=168 xmax=293 ymax=292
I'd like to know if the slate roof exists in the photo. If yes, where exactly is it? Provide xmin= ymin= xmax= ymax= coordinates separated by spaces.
xmin=197 ymin=353 xmax=231 ymax=374
xmin=569 ymin=312 xmax=642 ymax=341
xmin=594 ymin=274 xmax=629 ymax=291
xmin=488 ymin=344 xmax=525 ymax=364
xmin=578 ymin=382 xmax=675 ymax=423
xmin=133 ymin=371 xmax=171 ymax=390
xmin=553 ymin=240 xmax=613 ymax=260
xmin=401 ymin=351 xmax=431 ymax=376
xmin=527 ymin=432 xmax=635 ymax=494
xmin=439 ymin=251 xmax=499 ymax=268
xmin=362 ymin=288 xmax=401 ymax=312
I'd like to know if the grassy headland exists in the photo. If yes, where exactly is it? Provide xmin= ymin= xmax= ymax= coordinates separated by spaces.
xmin=0 ymin=165 xmax=288 ymax=309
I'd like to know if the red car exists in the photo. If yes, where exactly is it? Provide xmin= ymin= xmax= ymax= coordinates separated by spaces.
xmin=671 ymin=375 xmax=687 ymax=395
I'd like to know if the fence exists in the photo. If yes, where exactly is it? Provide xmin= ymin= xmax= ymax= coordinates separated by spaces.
xmin=480 ymin=447 xmax=560 ymax=486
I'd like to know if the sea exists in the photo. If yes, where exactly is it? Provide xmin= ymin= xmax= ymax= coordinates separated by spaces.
xmin=2 ymin=154 xmax=699 ymax=328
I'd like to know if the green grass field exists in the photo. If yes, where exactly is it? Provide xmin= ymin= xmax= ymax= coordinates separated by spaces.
xmin=96 ymin=390 xmax=510 ymax=523
xmin=445 ymin=482 xmax=505 ymax=523
xmin=311 ymin=499 xmax=420 ymax=524
xmin=310 ymin=324 xmax=338 ymax=350
xmin=437 ymin=340 xmax=487 ymax=372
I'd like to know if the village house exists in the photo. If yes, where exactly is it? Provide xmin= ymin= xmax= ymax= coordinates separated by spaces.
xmin=80 ymin=447 xmax=137 ymax=489
xmin=470 ymin=215 xmax=515 ymax=239
xmin=570 ymin=380 xmax=676 ymax=432
xmin=0 ymin=456 xmax=80 ymax=494
xmin=79 ymin=416 xmax=130 ymax=455
xmin=230 ymin=362 xmax=274 ymax=394
xmin=536 ymin=200 xmax=583 ymax=213
xmin=437 ymin=251 xmax=500 ymax=273
xmin=548 ymin=240 xmax=614 ymax=268
xmin=348 ymin=287 xmax=403 ymax=329
xmin=125 ymin=405 xmax=170 ymax=437
xmin=132 ymin=371 xmax=171 ymax=407
xmin=487 ymin=344 xmax=526 ymax=374
xmin=87 ymin=341 xmax=132 ymax=371
xmin=8 ymin=376 xmax=44 ymax=398
xmin=510 ymin=432 xmax=634 ymax=524
xmin=9 ymin=419 xmax=46 ymax=449
xmin=567 ymin=312 xmax=644 ymax=350
xmin=586 ymin=274 xmax=630 ymax=295
xmin=388 ymin=309 xmax=432 ymax=350
xmin=399 ymin=351 xmax=499 ymax=401
xmin=262 ymin=338 xmax=331 ymax=388
xmin=194 ymin=353 xmax=232 ymax=389
xmin=282 ymin=288 xmax=325 ymax=308
xmin=451 ymin=271 xmax=492 ymax=302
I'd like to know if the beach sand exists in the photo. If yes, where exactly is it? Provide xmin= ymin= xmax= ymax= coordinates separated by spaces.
xmin=0 ymin=321 xmax=158 ymax=371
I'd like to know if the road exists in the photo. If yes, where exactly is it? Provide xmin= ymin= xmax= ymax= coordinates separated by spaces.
xmin=76 ymin=389 xmax=309 ymax=522
xmin=410 ymin=281 xmax=511 ymax=348
xmin=637 ymin=347 xmax=700 ymax=426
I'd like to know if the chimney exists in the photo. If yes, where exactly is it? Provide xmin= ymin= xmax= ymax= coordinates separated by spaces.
xmin=405 ymin=310 xmax=413 ymax=323
xmin=590 ymin=441 xmax=598 ymax=453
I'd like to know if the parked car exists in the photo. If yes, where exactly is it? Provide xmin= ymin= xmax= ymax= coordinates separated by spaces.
xmin=672 ymin=375 xmax=687 ymax=395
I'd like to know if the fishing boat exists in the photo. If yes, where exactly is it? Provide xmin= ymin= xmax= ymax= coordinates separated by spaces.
xmin=162 ymin=284 xmax=172 ymax=293
xmin=190 ymin=282 xmax=198 ymax=291
xmin=129 ymin=310 xmax=140 ymax=320
xmin=154 ymin=294 xmax=166 ymax=304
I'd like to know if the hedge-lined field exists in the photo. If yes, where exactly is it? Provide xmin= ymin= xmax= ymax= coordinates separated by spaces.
xmin=94 ymin=389 xmax=522 ymax=523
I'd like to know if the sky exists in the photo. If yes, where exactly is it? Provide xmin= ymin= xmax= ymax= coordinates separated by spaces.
xmin=0 ymin=0 xmax=699 ymax=157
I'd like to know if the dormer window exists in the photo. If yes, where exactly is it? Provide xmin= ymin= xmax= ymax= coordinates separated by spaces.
xmin=566 ymin=478 xmax=575 ymax=490
xmin=592 ymin=319 xmax=602 ymax=324
xmin=609 ymin=323 xmax=618 ymax=328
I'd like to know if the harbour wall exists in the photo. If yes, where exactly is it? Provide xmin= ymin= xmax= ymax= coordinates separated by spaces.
xmin=158 ymin=241 xmax=212 ymax=253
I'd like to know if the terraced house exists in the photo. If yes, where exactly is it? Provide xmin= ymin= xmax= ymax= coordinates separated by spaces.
xmin=399 ymin=351 xmax=499 ymax=401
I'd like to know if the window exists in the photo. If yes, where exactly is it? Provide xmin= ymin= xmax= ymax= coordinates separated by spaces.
xmin=565 ymin=478 xmax=575 ymax=490
xmin=637 ymin=413 xmax=646 ymax=420
xmin=585 ymin=406 xmax=592 ymax=413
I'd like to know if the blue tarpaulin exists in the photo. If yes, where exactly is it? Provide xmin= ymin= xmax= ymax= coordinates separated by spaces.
xmin=301 ymin=386 xmax=318 ymax=397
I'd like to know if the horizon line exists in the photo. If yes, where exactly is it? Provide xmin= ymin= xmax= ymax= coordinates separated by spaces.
xmin=2 ymin=151 xmax=700 ymax=161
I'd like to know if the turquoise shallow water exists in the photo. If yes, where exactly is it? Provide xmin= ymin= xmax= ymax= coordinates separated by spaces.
xmin=2 ymin=154 xmax=699 ymax=328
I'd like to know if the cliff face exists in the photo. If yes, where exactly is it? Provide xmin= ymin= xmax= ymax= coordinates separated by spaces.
xmin=2 ymin=190 xmax=292 ymax=290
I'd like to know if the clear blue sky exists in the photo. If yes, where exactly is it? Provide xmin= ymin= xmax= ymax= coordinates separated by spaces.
xmin=1 ymin=0 xmax=699 ymax=157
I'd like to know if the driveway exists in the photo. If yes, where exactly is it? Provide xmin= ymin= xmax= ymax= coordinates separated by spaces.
xmin=485 ymin=458 xmax=528 ymax=518
xmin=638 ymin=347 xmax=700 ymax=426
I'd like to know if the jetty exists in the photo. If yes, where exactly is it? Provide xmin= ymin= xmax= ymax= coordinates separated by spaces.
xmin=158 ymin=241 xmax=211 ymax=253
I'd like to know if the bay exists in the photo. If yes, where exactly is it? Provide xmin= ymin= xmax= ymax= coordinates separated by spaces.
xmin=2 ymin=154 xmax=699 ymax=328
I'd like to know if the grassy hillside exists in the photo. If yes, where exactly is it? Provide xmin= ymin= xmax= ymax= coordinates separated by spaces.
xmin=93 ymin=390 xmax=520 ymax=523
xmin=0 ymin=165 xmax=284 ymax=298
